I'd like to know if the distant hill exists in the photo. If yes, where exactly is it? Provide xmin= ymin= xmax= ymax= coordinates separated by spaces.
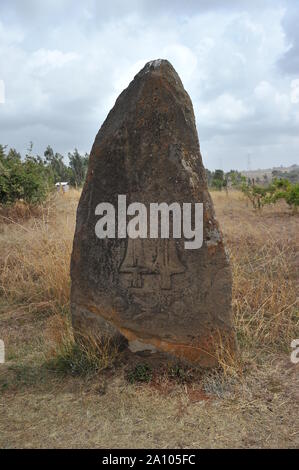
xmin=241 ymin=164 xmax=299 ymax=182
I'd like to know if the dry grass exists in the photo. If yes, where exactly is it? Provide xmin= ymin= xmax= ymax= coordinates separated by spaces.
xmin=0 ymin=190 xmax=78 ymax=315
xmin=212 ymin=190 xmax=298 ymax=354
xmin=45 ymin=314 xmax=120 ymax=376
xmin=0 ymin=188 xmax=298 ymax=448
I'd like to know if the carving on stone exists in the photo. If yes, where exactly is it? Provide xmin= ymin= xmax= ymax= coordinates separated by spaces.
xmin=119 ymin=238 xmax=153 ymax=288
xmin=154 ymin=239 xmax=185 ymax=290
xmin=119 ymin=238 xmax=184 ymax=290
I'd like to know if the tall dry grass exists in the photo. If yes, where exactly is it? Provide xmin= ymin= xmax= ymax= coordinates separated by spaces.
xmin=45 ymin=314 xmax=120 ymax=375
xmin=0 ymin=189 xmax=79 ymax=316
xmin=212 ymin=190 xmax=298 ymax=355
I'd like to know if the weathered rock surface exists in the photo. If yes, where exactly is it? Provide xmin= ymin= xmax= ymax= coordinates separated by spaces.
xmin=71 ymin=59 xmax=235 ymax=366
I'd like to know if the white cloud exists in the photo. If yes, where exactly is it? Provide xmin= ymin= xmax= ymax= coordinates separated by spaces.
xmin=29 ymin=49 xmax=79 ymax=71
xmin=161 ymin=44 xmax=198 ymax=84
xmin=291 ymin=79 xmax=299 ymax=103
xmin=0 ymin=80 xmax=5 ymax=104
xmin=0 ymin=20 xmax=24 ymax=45
xmin=198 ymin=93 xmax=252 ymax=124
xmin=254 ymin=80 xmax=293 ymax=122
xmin=254 ymin=81 xmax=274 ymax=100
xmin=0 ymin=0 xmax=298 ymax=170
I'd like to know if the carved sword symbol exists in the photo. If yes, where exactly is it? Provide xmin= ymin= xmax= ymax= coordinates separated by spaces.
xmin=119 ymin=238 xmax=184 ymax=289
xmin=153 ymin=238 xmax=185 ymax=289
xmin=119 ymin=238 xmax=153 ymax=288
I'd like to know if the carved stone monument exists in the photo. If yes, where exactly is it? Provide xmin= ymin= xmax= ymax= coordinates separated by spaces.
xmin=70 ymin=59 xmax=235 ymax=366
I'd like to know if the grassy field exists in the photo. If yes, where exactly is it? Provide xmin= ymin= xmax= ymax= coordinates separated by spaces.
xmin=0 ymin=189 xmax=298 ymax=448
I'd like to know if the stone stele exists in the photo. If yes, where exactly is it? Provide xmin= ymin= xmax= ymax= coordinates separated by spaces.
xmin=70 ymin=59 xmax=235 ymax=367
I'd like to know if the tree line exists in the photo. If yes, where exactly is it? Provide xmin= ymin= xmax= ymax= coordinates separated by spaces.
xmin=1 ymin=145 xmax=298 ymax=211
xmin=0 ymin=143 xmax=89 ymax=204
xmin=206 ymin=166 xmax=299 ymax=190
xmin=206 ymin=168 xmax=299 ymax=212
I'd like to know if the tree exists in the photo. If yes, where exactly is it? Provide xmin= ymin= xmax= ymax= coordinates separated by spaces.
xmin=0 ymin=144 xmax=7 ymax=159
xmin=241 ymin=177 xmax=299 ymax=213
xmin=7 ymin=148 xmax=21 ymax=161
xmin=271 ymin=179 xmax=299 ymax=213
xmin=0 ymin=142 xmax=91 ymax=204
xmin=0 ymin=144 xmax=52 ymax=204
xmin=263 ymin=174 xmax=268 ymax=184
xmin=68 ymin=149 xmax=89 ymax=187
xmin=211 ymin=169 xmax=225 ymax=190
xmin=272 ymin=168 xmax=299 ymax=184
xmin=205 ymin=168 xmax=212 ymax=186
xmin=44 ymin=145 xmax=70 ymax=182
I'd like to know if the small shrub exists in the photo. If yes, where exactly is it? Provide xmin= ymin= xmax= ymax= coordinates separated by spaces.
xmin=45 ymin=315 xmax=119 ymax=376
xmin=241 ymin=178 xmax=299 ymax=212
xmin=127 ymin=363 xmax=152 ymax=384
xmin=0 ymin=147 xmax=53 ymax=205
xmin=272 ymin=180 xmax=299 ymax=212
xmin=167 ymin=364 xmax=194 ymax=383
xmin=241 ymin=182 xmax=268 ymax=209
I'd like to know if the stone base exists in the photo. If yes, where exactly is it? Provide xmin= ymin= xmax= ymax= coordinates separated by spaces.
xmin=72 ymin=306 xmax=236 ymax=368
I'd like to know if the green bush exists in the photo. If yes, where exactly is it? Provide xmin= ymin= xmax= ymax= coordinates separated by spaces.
xmin=241 ymin=181 xmax=268 ymax=209
xmin=127 ymin=363 xmax=152 ymax=383
xmin=0 ymin=146 xmax=52 ymax=204
xmin=241 ymin=178 xmax=299 ymax=212
xmin=211 ymin=169 xmax=226 ymax=191
xmin=0 ymin=143 xmax=90 ymax=205
xmin=284 ymin=183 xmax=299 ymax=209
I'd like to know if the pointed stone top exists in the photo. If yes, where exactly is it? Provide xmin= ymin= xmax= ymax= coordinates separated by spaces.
xmin=134 ymin=58 xmax=179 ymax=80
xmin=146 ymin=58 xmax=165 ymax=68
xmin=143 ymin=58 xmax=170 ymax=70
xmin=95 ymin=58 xmax=188 ymax=143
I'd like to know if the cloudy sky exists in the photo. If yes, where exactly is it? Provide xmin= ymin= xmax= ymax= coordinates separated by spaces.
xmin=0 ymin=0 xmax=298 ymax=170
